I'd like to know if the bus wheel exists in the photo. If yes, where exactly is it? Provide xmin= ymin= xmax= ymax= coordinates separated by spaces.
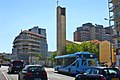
xmin=68 ymin=69 xmax=71 ymax=75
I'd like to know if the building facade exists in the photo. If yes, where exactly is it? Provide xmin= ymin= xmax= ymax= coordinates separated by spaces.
xmin=12 ymin=27 xmax=48 ymax=64
xmin=110 ymin=0 xmax=120 ymax=66
xmin=57 ymin=6 xmax=66 ymax=56
xmin=74 ymin=23 xmax=111 ymax=42
xmin=29 ymin=26 xmax=46 ymax=38
xmin=99 ymin=40 xmax=116 ymax=67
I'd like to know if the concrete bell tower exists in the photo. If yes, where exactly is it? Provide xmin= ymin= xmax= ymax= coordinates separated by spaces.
xmin=57 ymin=6 xmax=66 ymax=56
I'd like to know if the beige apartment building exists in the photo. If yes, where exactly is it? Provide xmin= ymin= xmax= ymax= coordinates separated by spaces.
xmin=110 ymin=0 xmax=120 ymax=66
xmin=74 ymin=23 xmax=111 ymax=42
xmin=12 ymin=27 xmax=48 ymax=64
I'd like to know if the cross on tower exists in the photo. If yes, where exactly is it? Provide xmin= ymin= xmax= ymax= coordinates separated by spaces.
xmin=57 ymin=0 xmax=59 ymax=6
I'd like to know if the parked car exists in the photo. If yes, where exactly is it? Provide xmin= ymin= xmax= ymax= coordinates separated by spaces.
xmin=75 ymin=74 xmax=106 ymax=80
xmin=75 ymin=66 xmax=120 ymax=80
xmin=8 ymin=60 xmax=24 ymax=73
xmin=18 ymin=65 xmax=48 ymax=80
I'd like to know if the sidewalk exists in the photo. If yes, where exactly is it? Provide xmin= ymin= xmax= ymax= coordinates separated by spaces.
xmin=45 ymin=67 xmax=54 ymax=71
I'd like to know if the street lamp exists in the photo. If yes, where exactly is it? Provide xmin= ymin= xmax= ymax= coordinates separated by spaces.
xmin=104 ymin=17 xmax=112 ymax=66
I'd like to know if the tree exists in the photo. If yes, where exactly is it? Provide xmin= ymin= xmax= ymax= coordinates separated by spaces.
xmin=49 ymin=41 xmax=99 ymax=59
xmin=3 ymin=57 xmax=11 ymax=61
xmin=34 ymin=54 xmax=43 ymax=60
xmin=65 ymin=43 xmax=82 ymax=54
xmin=51 ymin=51 xmax=57 ymax=59
xmin=79 ymin=41 xmax=99 ymax=57
xmin=65 ymin=41 xmax=99 ymax=57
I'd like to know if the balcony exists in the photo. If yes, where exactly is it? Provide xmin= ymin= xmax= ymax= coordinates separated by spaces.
xmin=114 ymin=25 xmax=120 ymax=30
xmin=109 ymin=6 xmax=114 ymax=12
xmin=109 ymin=0 xmax=112 ymax=3
xmin=112 ymin=34 xmax=120 ymax=38
xmin=110 ymin=13 xmax=120 ymax=21
xmin=110 ymin=15 xmax=114 ymax=20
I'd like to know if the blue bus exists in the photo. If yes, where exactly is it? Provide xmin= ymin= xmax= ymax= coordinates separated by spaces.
xmin=54 ymin=52 xmax=98 ymax=75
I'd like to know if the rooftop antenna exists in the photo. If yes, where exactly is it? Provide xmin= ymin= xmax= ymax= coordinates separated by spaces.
xmin=57 ymin=0 xmax=59 ymax=6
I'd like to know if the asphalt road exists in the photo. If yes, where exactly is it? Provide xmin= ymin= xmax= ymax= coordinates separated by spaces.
xmin=0 ymin=66 xmax=75 ymax=80
xmin=45 ymin=68 xmax=75 ymax=80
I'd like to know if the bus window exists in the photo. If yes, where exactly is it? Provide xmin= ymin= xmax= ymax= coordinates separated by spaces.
xmin=88 ymin=60 xmax=96 ymax=66
xmin=71 ymin=62 xmax=76 ymax=66
xmin=82 ymin=60 xmax=87 ymax=66
xmin=76 ymin=61 xmax=79 ymax=68
xmin=56 ymin=59 xmax=63 ymax=66
xmin=64 ymin=57 xmax=76 ymax=66
xmin=71 ymin=60 xmax=79 ymax=67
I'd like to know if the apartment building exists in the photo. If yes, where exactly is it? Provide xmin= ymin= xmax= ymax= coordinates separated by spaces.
xmin=12 ymin=27 xmax=48 ymax=64
xmin=29 ymin=26 xmax=46 ymax=38
xmin=74 ymin=23 xmax=110 ymax=42
xmin=109 ymin=0 xmax=120 ymax=66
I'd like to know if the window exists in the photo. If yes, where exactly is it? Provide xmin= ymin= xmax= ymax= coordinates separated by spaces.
xmin=107 ymin=69 xmax=119 ymax=74
xmin=28 ymin=66 xmax=44 ymax=72
xmin=12 ymin=61 xmax=23 ymax=66
xmin=71 ymin=62 xmax=76 ymax=66
xmin=76 ymin=61 xmax=79 ymax=68
xmin=91 ymin=69 xmax=99 ymax=74
xmin=82 ymin=60 xmax=87 ymax=66
xmin=61 ymin=8 xmax=65 ymax=15
xmin=84 ymin=69 xmax=91 ymax=74
xmin=102 ymin=69 xmax=108 ymax=75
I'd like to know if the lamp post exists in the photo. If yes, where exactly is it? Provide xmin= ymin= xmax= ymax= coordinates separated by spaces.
xmin=105 ymin=17 xmax=112 ymax=66
xmin=104 ymin=0 xmax=113 ymax=66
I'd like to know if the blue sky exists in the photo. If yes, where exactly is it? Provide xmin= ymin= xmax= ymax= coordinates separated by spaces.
xmin=0 ymin=0 xmax=109 ymax=53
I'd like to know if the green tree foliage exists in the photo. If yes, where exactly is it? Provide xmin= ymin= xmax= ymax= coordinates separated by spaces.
xmin=34 ymin=54 xmax=43 ymax=60
xmin=66 ymin=43 xmax=82 ymax=54
xmin=80 ymin=41 xmax=99 ymax=57
xmin=49 ymin=51 xmax=57 ymax=61
xmin=65 ymin=41 xmax=99 ymax=57
xmin=51 ymin=51 xmax=57 ymax=58
xmin=50 ymin=41 xmax=99 ymax=59
xmin=3 ymin=57 xmax=11 ymax=61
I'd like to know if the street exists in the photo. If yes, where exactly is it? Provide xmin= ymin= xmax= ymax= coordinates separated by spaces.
xmin=0 ymin=66 xmax=75 ymax=80
xmin=45 ymin=68 xmax=75 ymax=80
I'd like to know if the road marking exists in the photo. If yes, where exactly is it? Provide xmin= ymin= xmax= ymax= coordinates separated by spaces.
xmin=2 ymin=71 xmax=12 ymax=80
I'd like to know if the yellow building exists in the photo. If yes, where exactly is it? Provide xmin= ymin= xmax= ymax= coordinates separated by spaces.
xmin=99 ymin=40 xmax=116 ymax=66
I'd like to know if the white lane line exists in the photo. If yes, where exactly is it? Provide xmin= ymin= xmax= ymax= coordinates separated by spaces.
xmin=2 ymin=71 xmax=12 ymax=80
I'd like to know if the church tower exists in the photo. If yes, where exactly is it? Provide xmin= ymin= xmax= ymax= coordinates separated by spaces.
xmin=57 ymin=6 xmax=66 ymax=55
